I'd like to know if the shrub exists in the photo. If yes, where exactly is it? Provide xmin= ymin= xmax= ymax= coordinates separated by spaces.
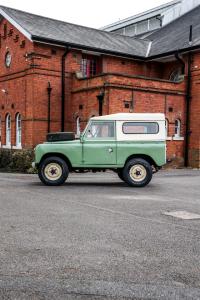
xmin=0 ymin=149 xmax=36 ymax=173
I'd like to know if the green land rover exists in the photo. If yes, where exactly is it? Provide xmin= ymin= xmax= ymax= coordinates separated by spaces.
xmin=33 ymin=113 xmax=166 ymax=187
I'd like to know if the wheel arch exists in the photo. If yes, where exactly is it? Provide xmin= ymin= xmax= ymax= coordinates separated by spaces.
xmin=39 ymin=153 xmax=72 ymax=171
xmin=124 ymin=154 xmax=157 ymax=168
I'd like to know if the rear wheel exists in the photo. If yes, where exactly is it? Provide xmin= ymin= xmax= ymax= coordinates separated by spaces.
xmin=122 ymin=158 xmax=152 ymax=187
xmin=38 ymin=156 xmax=69 ymax=186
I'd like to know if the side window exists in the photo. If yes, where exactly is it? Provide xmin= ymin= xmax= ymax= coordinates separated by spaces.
xmin=85 ymin=121 xmax=115 ymax=139
xmin=122 ymin=122 xmax=159 ymax=134
xmin=170 ymin=68 xmax=182 ymax=82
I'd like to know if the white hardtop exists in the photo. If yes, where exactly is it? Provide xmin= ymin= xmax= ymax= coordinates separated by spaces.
xmin=91 ymin=113 xmax=165 ymax=122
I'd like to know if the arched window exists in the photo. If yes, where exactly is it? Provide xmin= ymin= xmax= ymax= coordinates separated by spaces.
xmin=175 ymin=119 xmax=181 ymax=137
xmin=170 ymin=68 xmax=182 ymax=82
xmin=165 ymin=119 xmax=169 ymax=138
xmin=76 ymin=116 xmax=81 ymax=136
xmin=6 ymin=114 xmax=11 ymax=146
xmin=16 ymin=113 xmax=22 ymax=147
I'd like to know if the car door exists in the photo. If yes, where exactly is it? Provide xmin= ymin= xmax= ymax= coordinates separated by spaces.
xmin=82 ymin=121 xmax=116 ymax=166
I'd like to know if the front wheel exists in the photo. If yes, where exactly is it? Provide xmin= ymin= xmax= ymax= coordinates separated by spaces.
xmin=38 ymin=156 xmax=69 ymax=186
xmin=122 ymin=158 xmax=152 ymax=187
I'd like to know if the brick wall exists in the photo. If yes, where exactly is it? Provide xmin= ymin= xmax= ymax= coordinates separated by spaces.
xmin=0 ymin=18 xmax=199 ymax=167
xmin=0 ymin=19 xmax=34 ymax=148
xmin=188 ymin=53 xmax=200 ymax=167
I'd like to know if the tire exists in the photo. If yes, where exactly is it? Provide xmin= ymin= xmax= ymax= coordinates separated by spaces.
xmin=38 ymin=156 xmax=69 ymax=186
xmin=117 ymin=169 xmax=124 ymax=181
xmin=122 ymin=158 xmax=152 ymax=187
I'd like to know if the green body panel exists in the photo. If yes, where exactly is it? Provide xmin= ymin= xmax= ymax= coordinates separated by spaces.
xmin=83 ymin=140 xmax=116 ymax=165
xmin=116 ymin=141 xmax=166 ymax=167
xmin=35 ymin=139 xmax=166 ymax=168
xmin=35 ymin=140 xmax=83 ymax=166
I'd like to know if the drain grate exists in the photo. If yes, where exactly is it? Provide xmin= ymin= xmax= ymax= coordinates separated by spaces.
xmin=163 ymin=211 xmax=200 ymax=220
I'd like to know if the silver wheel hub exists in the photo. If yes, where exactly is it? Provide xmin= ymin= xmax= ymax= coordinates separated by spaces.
xmin=129 ymin=164 xmax=147 ymax=182
xmin=44 ymin=163 xmax=62 ymax=181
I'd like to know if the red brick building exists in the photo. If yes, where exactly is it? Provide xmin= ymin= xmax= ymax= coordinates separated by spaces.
xmin=0 ymin=6 xmax=199 ymax=168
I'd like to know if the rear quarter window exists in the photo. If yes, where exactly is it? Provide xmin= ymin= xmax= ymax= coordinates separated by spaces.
xmin=122 ymin=122 xmax=159 ymax=134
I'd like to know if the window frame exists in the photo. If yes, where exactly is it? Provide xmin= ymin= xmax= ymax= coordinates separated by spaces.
xmin=165 ymin=119 xmax=169 ymax=137
xmin=6 ymin=114 xmax=11 ymax=146
xmin=16 ymin=113 xmax=22 ymax=147
xmin=122 ymin=122 xmax=159 ymax=135
xmin=84 ymin=121 xmax=116 ymax=140
xmin=174 ymin=119 xmax=181 ymax=137
xmin=81 ymin=54 xmax=101 ymax=78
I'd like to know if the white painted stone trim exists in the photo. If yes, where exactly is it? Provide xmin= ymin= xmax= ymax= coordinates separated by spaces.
xmin=2 ymin=144 xmax=11 ymax=149
xmin=173 ymin=137 xmax=184 ymax=141
xmin=13 ymin=145 xmax=22 ymax=150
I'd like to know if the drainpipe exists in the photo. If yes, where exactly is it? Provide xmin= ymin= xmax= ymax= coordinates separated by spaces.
xmin=175 ymin=51 xmax=185 ymax=74
xmin=47 ymin=82 xmax=52 ymax=133
xmin=185 ymin=52 xmax=192 ymax=167
xmin=185 ymin=25 xmax=193 ymax=167
xmin=61 ymin=47 xmax=70 ymax=132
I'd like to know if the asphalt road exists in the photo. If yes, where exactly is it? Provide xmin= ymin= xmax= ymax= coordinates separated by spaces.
xmin=0 ymin=170 xmax=200 ymax=300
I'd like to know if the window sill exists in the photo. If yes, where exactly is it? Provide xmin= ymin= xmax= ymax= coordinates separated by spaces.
xmin=2 ymin=145 xmax=11 ymax=149
xmin=166 ymin=137 xmax=172 ymax=141
xmin=173 ymin=137 xmax=184 ymax=141
xmin=13 ymin=145 xmax=22 ymax=149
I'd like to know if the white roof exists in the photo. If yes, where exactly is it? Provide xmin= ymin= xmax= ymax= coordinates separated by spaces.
xmin=91 ymin=113 xmax=165 ymax=121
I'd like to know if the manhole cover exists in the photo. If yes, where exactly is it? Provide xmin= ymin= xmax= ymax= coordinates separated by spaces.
xmin=163 ymin=211 xmax=200 ymax=220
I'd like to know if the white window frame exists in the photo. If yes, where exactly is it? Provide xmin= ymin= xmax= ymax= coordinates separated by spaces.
xmin=15 ymin=113 xmax=22 ymax=148
xmin=165 ymin=119 xmax=169 ymax=140
xmin=174 ymin=119 xmax=184 ymax=141
xmin=76 ymin=116 xmax=81 ymax=137
xmin=6 ymin=114 xmax=11 ymax=147
xmin=174 ymin=119 xmax=181 ymax=137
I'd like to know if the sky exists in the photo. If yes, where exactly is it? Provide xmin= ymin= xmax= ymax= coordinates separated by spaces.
xmin=0 ymin=0 xmax=171 ymax=28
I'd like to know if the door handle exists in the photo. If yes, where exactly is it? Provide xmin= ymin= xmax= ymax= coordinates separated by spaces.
xmin=108 ymin=148 xmax=113 ymax=153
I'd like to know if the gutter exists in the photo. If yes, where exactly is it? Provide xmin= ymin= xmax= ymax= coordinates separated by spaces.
xmin=32 ymin=34 xmax=200 ymax=62
xmin=31 ymin=35 xmax=146 ymax=61
xmin=147 ymin=44 xmax=200 ymax=61
xmin=184 ymin=25 xmax=193 ymax=167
